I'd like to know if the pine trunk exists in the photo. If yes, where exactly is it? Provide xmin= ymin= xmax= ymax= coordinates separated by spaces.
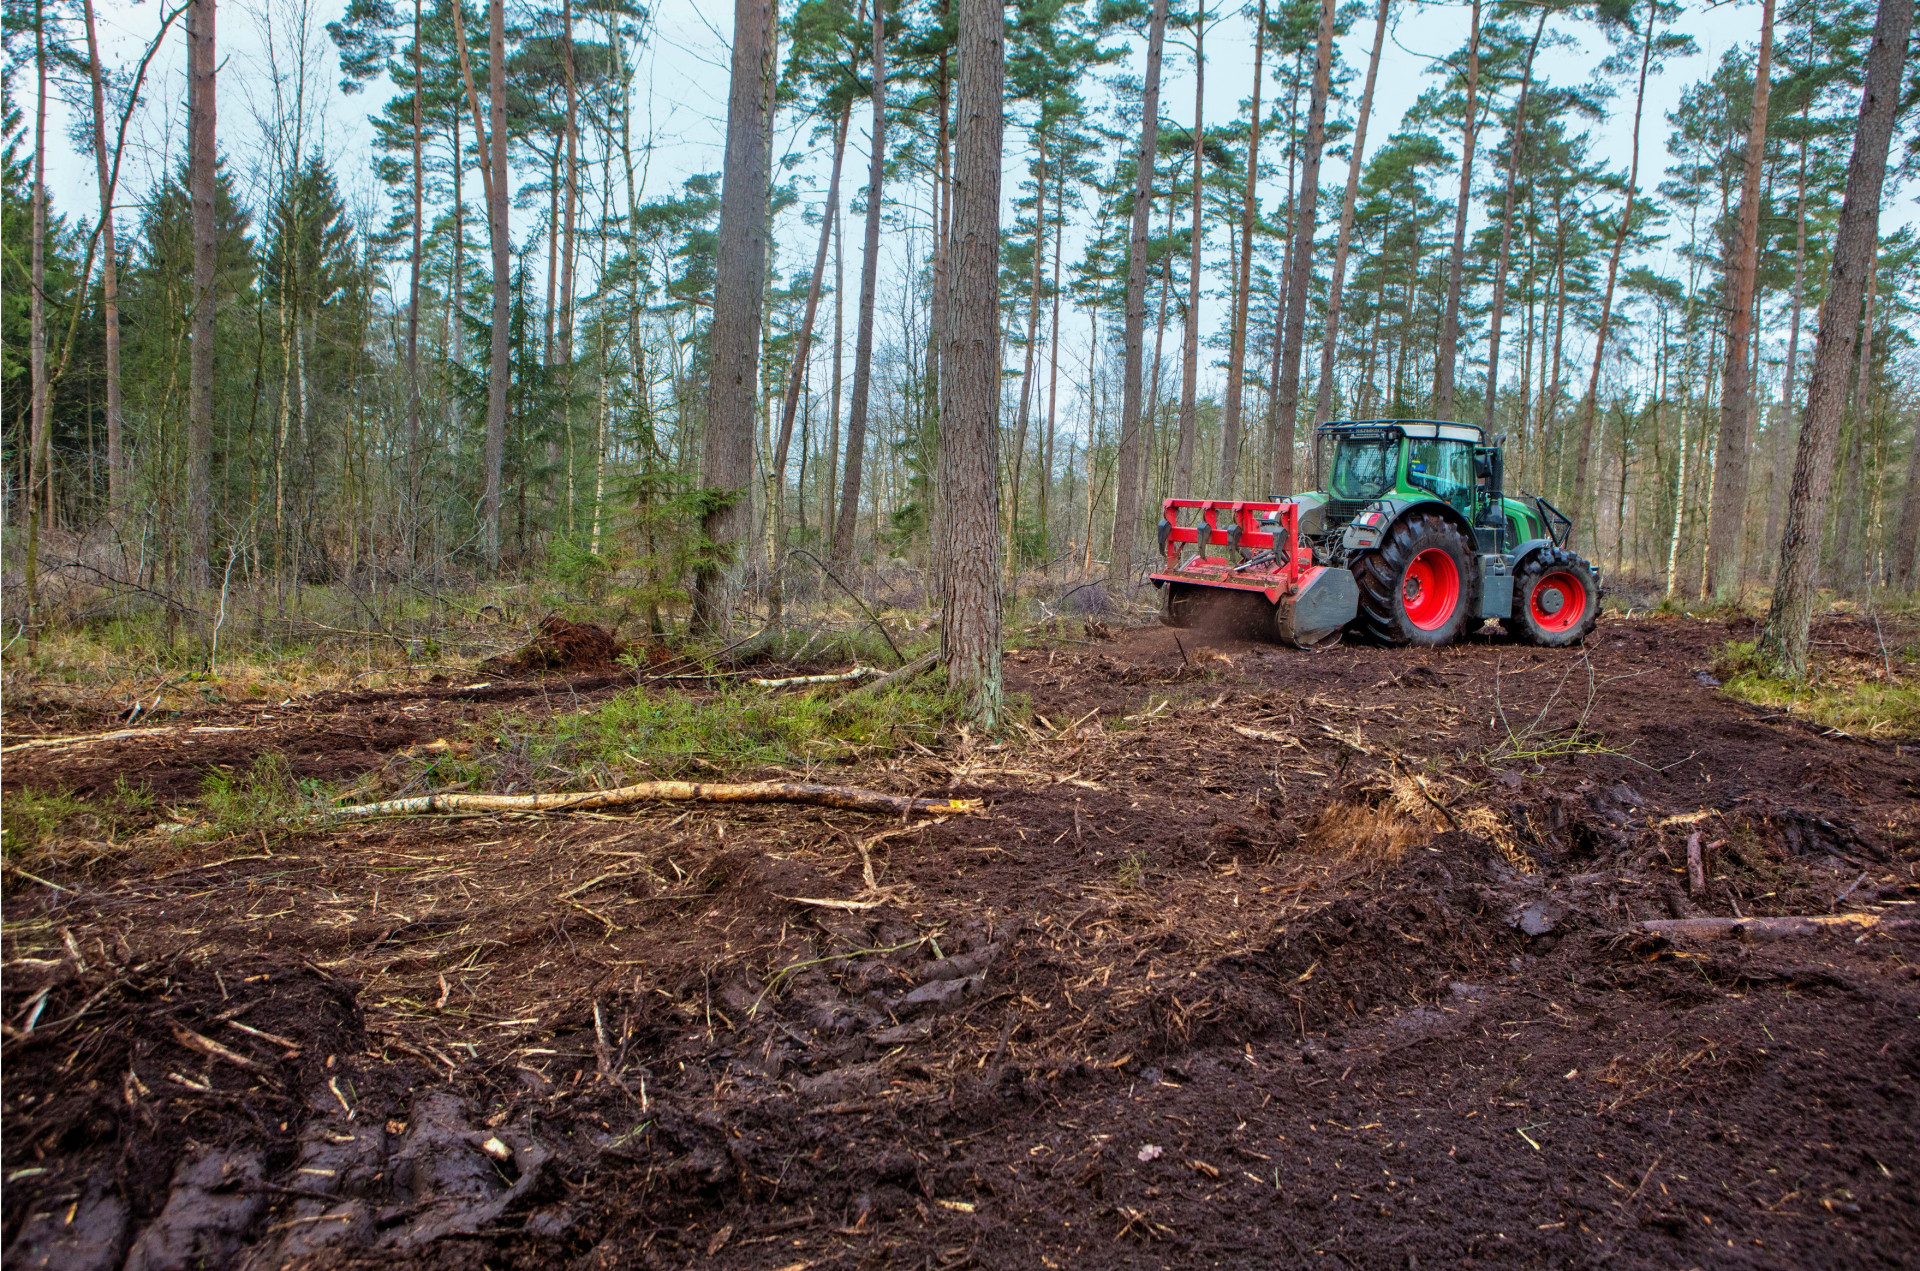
xmin=1704 ymin=0 xmax=1774 ymax=599
xmin=1108 ymin=0 xmax=1168 ymax=585
xmin=768 ymin=102 xmax=852 ymax=622
xmin=482 ymin=0 xmax=511 ymax=568
xmin=1219 ymin=0 xmax=1264 ymax=495
xmin=186 ymin=0 xmax=217 ymax=590
xmin=1270 ymin=0 xmax=1334 ymax=498
xmin=1481 ymin=8 xmax=1545 ymax=434
xmin=81 ymin=0 xmax=125 ymax=516
xmin=1433 ymin=0 xmax=1481 ymax=421
xmin=1570 ymin=6 xmax=1655 ymax=544
xmin=692 ymin=0 xmax=775 ymax=632
xmin=1171 ymin=7 xmax=1206 ymax=497
xmin=939 ymin=0 xmax=1005 ymax=726
xmin=1759 ymin=0 xmax=1909 ymax=674
xmin=833 ymin=5 xmax=888 ymax=564
xmin=1310 ymin=0 xmax=1389 ymax=432
xmin=26 ymin=0 xmax=48 ymax=611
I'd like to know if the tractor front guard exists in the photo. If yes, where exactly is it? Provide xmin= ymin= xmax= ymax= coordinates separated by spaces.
xmin=1533 ymin=494 xmax=1574 ymax=548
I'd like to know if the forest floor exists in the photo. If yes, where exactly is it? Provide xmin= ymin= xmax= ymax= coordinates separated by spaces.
xmin=4 ymin=610 xmax=1919 ymax=1270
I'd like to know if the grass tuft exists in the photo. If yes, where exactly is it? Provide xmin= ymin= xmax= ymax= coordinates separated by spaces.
xmin=1715 ymin=640 xmax=1919 ymax=739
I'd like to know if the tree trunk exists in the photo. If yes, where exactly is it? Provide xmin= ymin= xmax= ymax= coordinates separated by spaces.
xmin=186 ymin=0 xmax=217 ymax=591
xmin=1311 ymin=0 xmax=1389 ymax=432
xmin=1171 ymin=3 xmax=1206 ymax=497
xmin=768 ymin=102 xmax=851 ymax=622
xmin=1763 ymin=125 xmax=1808 ymax=578
xmin=481 ymin=0 xmax=511 ymax=568
xmin=1108 ymin=0 xmax=1168 ymax=585
xmin=1219 ymin=0 xmax=1264 ymax=495
xmin=826 ymin=200 xmax=844 ymax=547
xmin=833 ymin=4 xmax=888 ymax=564
xmin=1704 ymin=0 xmax=1774 ymax=599
xmin=692 ymin=0 xmax=774 ymax=632
xmin=1759 ymin=0 xmax=1909 ymax=674
xmin=1433 ymin=0 xmax=1481 ymax=421
xmin=1040 ymin=207 xmax=1063 ymax=554
xmin=1007 ymin=136 xmax=1047 ymax=567
xmin=1834 ymin=269 xmax=1876 ymax=591
xmin=1892 ymin=400 xmax=1920 ymax=591
xmin=26 ymin=0 xmax=48 ymax=613
xmin=1481 ymin=7 xmax=1545 ymax=434
xmin=1270 ymin=0 xmax=1334 ymax=498
xmin=81 ymin=0 xmax=125 ymax=517
xmin=928 ymin=4 xmax=951 ymax=586
xmin=1570 ymin=4 xmax=1655 ymax=545
xmin=939 ymin=0 xmax=1004 ymax=726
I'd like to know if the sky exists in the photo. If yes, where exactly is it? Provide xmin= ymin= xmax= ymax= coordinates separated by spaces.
xmin=26 ymin=0 xmax=1914 ymax=452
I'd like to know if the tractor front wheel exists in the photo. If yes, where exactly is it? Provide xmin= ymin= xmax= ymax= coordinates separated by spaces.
xmin=1353 ymin=513 xmax=1474 ymax=647
xmin=1507 ymin=549 xmax=1599 ymax=646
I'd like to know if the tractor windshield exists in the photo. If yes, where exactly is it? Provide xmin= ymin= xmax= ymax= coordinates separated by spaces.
xmin=1330 ymin=438 xmax=1398 ymax=502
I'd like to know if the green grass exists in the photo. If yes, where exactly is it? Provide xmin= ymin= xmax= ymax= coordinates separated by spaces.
xmin=2 ymin=779 xmax=157 ymax=859
xmin=201 ymin=753 xmax=319 ymax=835
xmin=1715 ymin=640 xmax=1919 ymax=739
xmin=440 ymin=672 xmax=967 ymax=792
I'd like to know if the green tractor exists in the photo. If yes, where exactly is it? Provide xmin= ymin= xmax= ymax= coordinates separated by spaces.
xmin=1151 ymin=419 xmax=1600 ymax=648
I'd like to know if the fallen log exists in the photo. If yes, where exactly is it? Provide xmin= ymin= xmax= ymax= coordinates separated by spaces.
xmin=318 ymin=779 xmax=980 ymax=822
xmin=844 ymin=651 xmax=938 ymax=699
xmin=749 ymin=666 xmax=879 ymax=689
xmin=1638 ymin=912 xmax=1914 ymax=941
xmin=2 ymin=724 xmax=253 ymax=754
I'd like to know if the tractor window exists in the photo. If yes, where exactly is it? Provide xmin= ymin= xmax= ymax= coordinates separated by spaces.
xmin=1406 ymin=439 xmax=1474 ymax=506
xmin=1330 ymin=439 xmax=1398 ymax=502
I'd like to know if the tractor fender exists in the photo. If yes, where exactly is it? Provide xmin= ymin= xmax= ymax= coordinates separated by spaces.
xmin=1342 ymin=497 xmax=1475 ymax=553
xmin=1507 ymin=538 xmax=1558 ymax=574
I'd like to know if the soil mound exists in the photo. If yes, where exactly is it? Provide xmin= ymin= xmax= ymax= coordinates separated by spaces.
xmin=483 ymin=615 xmax=625 ymax=675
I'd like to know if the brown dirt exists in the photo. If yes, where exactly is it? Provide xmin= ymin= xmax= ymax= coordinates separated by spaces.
xmin=482 ymin=616 xmax=630 ymax=676
xmin=5 ymin=614 xmax=1918 ymax=1270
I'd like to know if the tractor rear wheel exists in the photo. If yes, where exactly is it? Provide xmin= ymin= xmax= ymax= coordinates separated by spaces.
xmin=1353 ymin=513 xmax=1474 ymax=647
xmin=1160 ymin=582 xmax=1197 ymax=628
xmin=1507 ymin=548 xmax=1599 ymax=646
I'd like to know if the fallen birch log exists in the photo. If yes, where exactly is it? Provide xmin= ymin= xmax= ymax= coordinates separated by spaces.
xmin=2 ymin=724 xmax=254 ymax=755
xmin=749 ymin=666 xmax=879 ymax=689
xmin=1638 ymin=912 xmax=1913 ymax=941
xmin=319 ymin=780 xmax=980 ymax=822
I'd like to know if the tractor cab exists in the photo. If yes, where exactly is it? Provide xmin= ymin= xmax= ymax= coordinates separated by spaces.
xmin=1318 ymin=421 xmax=1482 ymax=526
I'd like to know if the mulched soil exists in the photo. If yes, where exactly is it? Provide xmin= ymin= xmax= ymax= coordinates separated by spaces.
xmin=4 ymin=613 xmax=1917 ymax=1270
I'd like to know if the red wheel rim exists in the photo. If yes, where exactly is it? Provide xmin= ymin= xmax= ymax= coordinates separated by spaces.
xmin=1400 ymin=548 xmax=1461 ymax=631
xmin=1530 ymin=569 xmax=1588 ymax=632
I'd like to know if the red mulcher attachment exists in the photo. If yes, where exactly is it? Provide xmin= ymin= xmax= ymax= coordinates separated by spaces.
xmin=1150 ymin=498 xmax=1360 ymax=647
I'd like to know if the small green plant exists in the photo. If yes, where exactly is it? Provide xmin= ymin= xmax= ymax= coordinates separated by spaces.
xmin=201 ymin=753 xmax=310 ymax=835
xmin=1116 ymin=852 xmax=1146 ymax=888
xmin=2 ymin=790 xmax=87 ymax=857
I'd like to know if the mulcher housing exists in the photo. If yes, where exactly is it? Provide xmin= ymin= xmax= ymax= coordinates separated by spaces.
xmin=1151 ymin=420 xmax=1601 ymax=648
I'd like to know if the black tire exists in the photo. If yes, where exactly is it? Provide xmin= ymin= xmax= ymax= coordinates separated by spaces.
xmin=1352 ymin=512 xmax=1475 ymax=647
xmin=1160 ymin=582 xmax=1197 ymax=628
xmin=1506 ymin=548 xmax=1600 ymax=646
